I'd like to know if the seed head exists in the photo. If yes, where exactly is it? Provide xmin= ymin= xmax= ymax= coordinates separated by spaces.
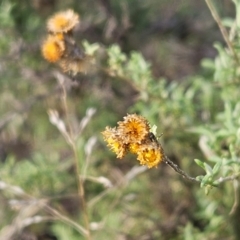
xmin=102 ymin=114 xmax=164 ymax=168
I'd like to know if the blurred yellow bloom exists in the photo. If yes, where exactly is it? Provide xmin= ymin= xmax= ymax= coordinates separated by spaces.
xmin=47 ymin=9 xmax=79 ymax=33
xmin=55 ymin=33 xmax=64 ymax=40
xmin=42 ymin=9 xmax=94 ymax=75
xmin=41 ymin=35 xmax=65 ymax=62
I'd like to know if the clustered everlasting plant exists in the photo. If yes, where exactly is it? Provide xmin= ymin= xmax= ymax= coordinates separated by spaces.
xmin=102 ymin=114 xmax=164 ymax=168
xmin=41 ymin=9 xmax=92 ymax=74
xmin=1 ymin=1 xmax=240 ymax=239
xmin=102 ymin=113 xmax=200 ymax=181
xmin=41 ymin=10 xmax=183 ymax=170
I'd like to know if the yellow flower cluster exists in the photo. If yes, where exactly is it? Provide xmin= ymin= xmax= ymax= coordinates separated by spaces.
xmin=102 ymin=114 xmax=164 ymax=168
xmin=41 ymin=9 xmax=92 ymax=74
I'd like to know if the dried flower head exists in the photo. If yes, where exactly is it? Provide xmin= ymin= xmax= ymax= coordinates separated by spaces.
xmin=102 ymin=114 xmax=164 ymax=168
xmin=41 ymin=35 xmax=65 ymax=62
xmin=58 ymin=56 xmax=93 ymax=75
xmin=129 ymin=143 xmax=141 ymax=154
xmin=102 ymin=127 xmax=127 ymax=159
xmin=118 ymin=114 xmax=150 ymax=144
xmin=47 ymin=9 xmax=79 ymax=33
xmin=55 ymin=33 xmax=64 ymax=41
xmin=41 ymin=9 xmax=94 ymax=75
xmin=136 ymin=140 xmax=164 ymax=168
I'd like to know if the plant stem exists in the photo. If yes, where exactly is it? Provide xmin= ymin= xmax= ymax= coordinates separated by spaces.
xmin=216 ymin=172 xmax=240 ymax=184
xmin=60 ymin=81 xmax=91 ymax=240
xmin=72 ymin=143 xmax=91 ymax=240
xmin=205 ymin=0 xmax=240 ymax=64
xmin=45 ymin=205 xmax=88 ymax=236
xmin=163 ymin=155 xmax=200 ymax=182
xmin=0 ymin=181 xmax=88 ymax=238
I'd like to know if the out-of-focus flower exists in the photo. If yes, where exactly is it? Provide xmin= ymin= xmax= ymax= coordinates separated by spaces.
xmin=55 ymin=33 xmax=64 ymax=41
xmin=47 ymin=9 xmax=79 ymax=33
xmin=42 ymin=9 xmax=94 ymax=75
xmin=41 ymin=35 xmax=65 ymax=62
xmin=58 ymin=56 xmax=93 ymax=75
xmin=102 ymin=114 xmax=164 ymax=168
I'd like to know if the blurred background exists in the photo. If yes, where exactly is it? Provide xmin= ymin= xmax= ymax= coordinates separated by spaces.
xmin=0 ymin=0 xmax=237 ymax=239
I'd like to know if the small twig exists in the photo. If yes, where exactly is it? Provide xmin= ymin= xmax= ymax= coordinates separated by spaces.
xmin=88 ymin=166 xmax=147 ymax=208
xmin=205 ymin=0 xmax=240 ymax=64
xmin=162 ymin=155 xmax=199 ymax=182
xmin=148 ymin=135 xmax=199 ymax=182
xmin=215 ymin=172 xmax=240 ymax=184
xmin=44 ymin=205 xmax=88 ymax=236
xmin=163 ymin=154 xmax=240 ymax=185
xmin=0 ymin=181 xmax=88 ymax=238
